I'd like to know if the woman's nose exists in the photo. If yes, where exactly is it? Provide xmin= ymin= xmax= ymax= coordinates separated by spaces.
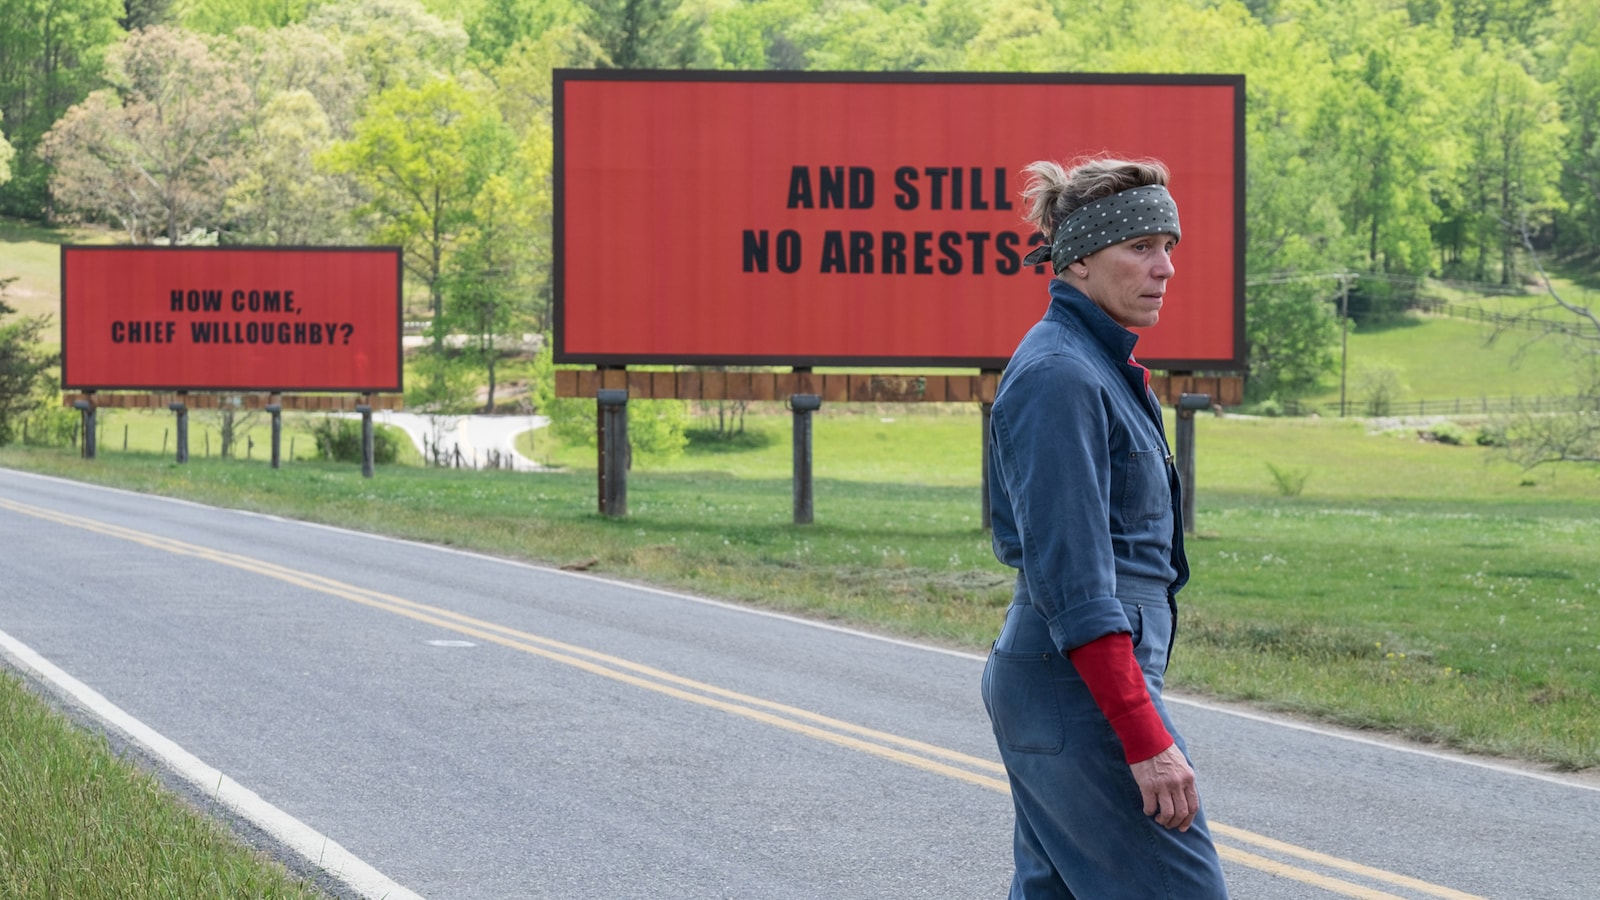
xmin=1154 ymin=251 xmax=1175 ymax=278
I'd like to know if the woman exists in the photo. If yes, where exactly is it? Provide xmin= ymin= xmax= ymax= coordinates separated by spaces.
xmin=982 ymin=156 xmax=1230 ymax=899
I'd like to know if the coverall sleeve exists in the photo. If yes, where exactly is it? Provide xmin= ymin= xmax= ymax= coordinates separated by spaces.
xmin=989 ymin=356 xmax=1133 ymax=655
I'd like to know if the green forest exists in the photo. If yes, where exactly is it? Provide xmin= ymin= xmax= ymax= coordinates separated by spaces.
xmin=2 ymin=0 xmax=1598 ymax=413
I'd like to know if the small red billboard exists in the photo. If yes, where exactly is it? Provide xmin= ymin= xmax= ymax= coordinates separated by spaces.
xmin=555 ymin=71 xmax=1244 ymax=371
xmin=61 ymin=246 xmax=403 ymax=392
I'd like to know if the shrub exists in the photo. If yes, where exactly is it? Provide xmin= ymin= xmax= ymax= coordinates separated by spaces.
xmin=309 ymin=417 xmax=398 ymax=464
xmin=0 ymin=284 xmax=57 ymax=443
xmin=1425 ymin=421 xmax=1467 ymax=445
xmin=1250 ymin=397 xmax=1285 ymax=418
xmin=1356 ymin=365 xmax=1405 ymax=417
xmin=18 ymin=405 xmax=80 ymax=447
xmin=530 ymin=335 xmax=688 ymax=462
xmin=1265 ymin=462 xmax=1311 ymax=497
xmin=686 ymin=425 xmax=776 ymax=453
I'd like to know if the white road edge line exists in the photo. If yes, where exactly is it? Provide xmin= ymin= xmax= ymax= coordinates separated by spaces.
xmin=1164 ymin=694 xmax=1600 ymax=794
xmin=0 ymin=626 xmax=425 ymax=900
xmin=9 ymin=467 xmax=1599 ymax=795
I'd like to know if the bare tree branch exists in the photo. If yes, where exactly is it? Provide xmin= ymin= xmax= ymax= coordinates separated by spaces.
xmin=1488 ymin=216 xmax=1600 ymax=470
xmin=1517 ymin=213 xmax=1600 ymax=339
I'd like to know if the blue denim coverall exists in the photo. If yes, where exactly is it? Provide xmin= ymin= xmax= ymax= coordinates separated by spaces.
xmin=982 ymin=279 xmax=1229 ymax=898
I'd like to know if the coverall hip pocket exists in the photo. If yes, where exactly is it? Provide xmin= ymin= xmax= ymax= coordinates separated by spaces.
xmin=982 ymin=648 xmax=1064 ymax=754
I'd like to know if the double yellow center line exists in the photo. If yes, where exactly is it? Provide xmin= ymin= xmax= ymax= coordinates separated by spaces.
xmin=0 ymin=496 xmax=1484 ymax=900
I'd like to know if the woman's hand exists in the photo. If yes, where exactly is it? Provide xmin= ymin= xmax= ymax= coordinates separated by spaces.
xmin=1129 ymin=743 xmax=1199 ymax=831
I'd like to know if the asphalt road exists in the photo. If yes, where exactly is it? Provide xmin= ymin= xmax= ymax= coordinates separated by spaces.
xmin=1 ymin=467 xmax=1595 ymax=899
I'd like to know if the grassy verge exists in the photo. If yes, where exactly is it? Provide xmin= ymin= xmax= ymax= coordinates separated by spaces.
xmin=0 ymin=672 xmax=324 ymax=898
xmin=5 ymin=409 xmax=1599 ymax=770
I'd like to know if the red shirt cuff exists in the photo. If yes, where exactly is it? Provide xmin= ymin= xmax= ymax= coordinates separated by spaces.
xmin=1067 ymin=632 xmax=1174 ymax=764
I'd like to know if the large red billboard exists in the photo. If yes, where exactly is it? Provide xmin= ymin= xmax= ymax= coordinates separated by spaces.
xmin=61 ymin=246 xmax=403 ymax=392
xmin=555 ymin=71 xmax=1244 ymax=370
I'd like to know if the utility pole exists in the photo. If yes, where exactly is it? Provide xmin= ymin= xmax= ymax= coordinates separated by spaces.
xmin=1338 ymin=274 xmax=1351 ymax=418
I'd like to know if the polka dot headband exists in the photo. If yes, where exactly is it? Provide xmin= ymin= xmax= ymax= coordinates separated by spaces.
xmin=1021 ymin=184 xmax=1182 ymax=274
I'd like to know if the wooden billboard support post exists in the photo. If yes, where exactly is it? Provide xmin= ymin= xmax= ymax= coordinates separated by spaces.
xmin=357 ymin=393 xmax=375 ymax=479
xmin=168 ymin=394 xmax=189 ymax=464
xmin=266 ymin=393 xmax=283 ymax=469
xmin=979 ymin=369 xmax=1001 ymax=532
xmin=979 ymin=400 xmax=993 ymax=532
xmin=1175 ymin=392 xmax=1212 ymax=535
xmin=789 ymin=392 xmax=821 ymax=525
xmin=597 ymin=388 xmax=629 ymax=517
xmin=72 ymin=395 xmax=96 ymax=460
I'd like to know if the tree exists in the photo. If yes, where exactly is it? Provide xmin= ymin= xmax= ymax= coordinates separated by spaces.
xmin=39 ymin=26 xmax=248 ymax=243
xmin=489 ymin=25 xmax=604 ymax=137
xmin=202 ymin=396 xmax=261 ymax=458
xmin=225 ymin=23 xmax=366 ymax=139
xmin=173 ymin=0 xmax=310 ymax=33
xmin=788 ymin=2 xmax=944 ymax=71
xmin=1494 ymin=228 xmax=1600 ymax=467
xmin=1497 ymin=366 xmax=1600 ymax=468
xmin=123 ymin=0 xmax=177 ymax=29
xmin=458 ymin=0 xmax=587 ymax=66
xmin=486 ymin=29 xmax=596 ymax=332
xmin=0 ymin=279 xmax=58 ymax=445
xmin=405 ymin=348 xmax=479 ymax=417
xmin=205 ymin=24 xmax=366 ymax=245
xmin=1244 ymin=275 xmax=1343 ymax=403
xmin=1454 ymin=45 xmax=1565 ymax=284
xmin=580 ymin=0 xmax=703 ymax=68
xmin=1548 ymin=0 xmax=1600 ymax=258
xmin=1300 ymin=1 xmax=1454 ymax=277
xmin=0 ymin=111 xmax=14 ymax=185
xmin=223 ymin=89 xmax=359 ymax=244
xmin=1410 ymin=0 xmax=1553 ymax=45
xmin=305 ymin=0 xmax=468 ymax=93
xmin=696 ymin=0 xmax=830 ymax=69
xmin=956 ymin=0 xmax=1073 ymax=72
xmin=441 ymin=172 xmax=523 ymax=413
xmin=1196 ymin=7 xmax=1352 ymax=401
xmin=626 ymin=395 xmax=690 ymax=461
xmin=0 ymin=0 xmax=124 ymax=217
xmin=323 ymin=75 xmax=508 ymax=364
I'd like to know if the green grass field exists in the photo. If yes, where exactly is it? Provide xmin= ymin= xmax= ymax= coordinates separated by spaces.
xmin=1308 ymin=315 xmax=1577 ymax=409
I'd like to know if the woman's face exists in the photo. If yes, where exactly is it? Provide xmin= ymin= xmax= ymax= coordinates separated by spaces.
xmin=1068 ymin=233 xmax=1178 ymax=329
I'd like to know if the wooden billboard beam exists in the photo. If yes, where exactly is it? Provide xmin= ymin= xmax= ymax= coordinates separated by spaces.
xmin=552 ymin=369 xmax=1241 ymax=407
xmin=62 ymin=392 xmax=405 ymax=411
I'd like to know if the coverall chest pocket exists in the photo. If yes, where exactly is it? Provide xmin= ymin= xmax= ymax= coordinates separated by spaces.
xmin=1117 ymin=447 xmax=1171 ymax=524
